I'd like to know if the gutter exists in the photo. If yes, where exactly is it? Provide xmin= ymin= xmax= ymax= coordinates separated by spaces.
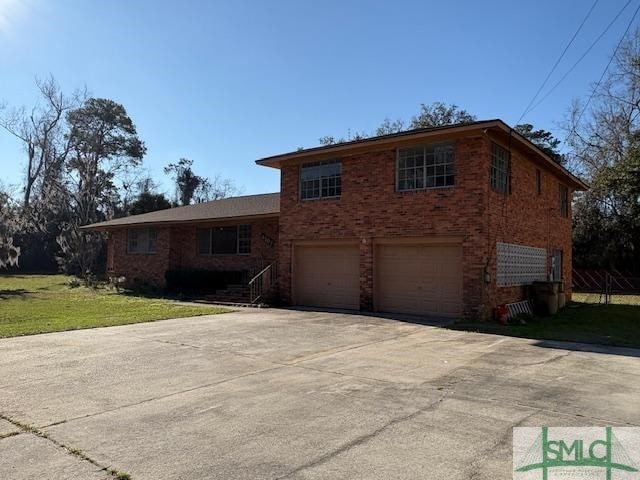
xmin=80 ymin=212 xmax=280 ymax=231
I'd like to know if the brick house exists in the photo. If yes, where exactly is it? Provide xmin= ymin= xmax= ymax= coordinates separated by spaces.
xmin=84 ymin=119 xmax=587 ymax=319
xmin=87 ymin=194 xmax=280 ymax=295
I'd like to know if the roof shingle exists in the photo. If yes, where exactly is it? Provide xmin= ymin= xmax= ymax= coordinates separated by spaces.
xmin=82 ymin=192 xmax=280 ymax=230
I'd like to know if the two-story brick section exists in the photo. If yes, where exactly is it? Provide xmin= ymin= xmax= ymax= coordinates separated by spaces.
xmin=83 ymin=119 xmax=587 ymax=320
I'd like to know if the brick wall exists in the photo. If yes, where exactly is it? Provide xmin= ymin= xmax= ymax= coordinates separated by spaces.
xmin=278 ymin=134 xmax=575 ymax=319
xmin=108 ymin=227 xmax=172 ymax=287
xmin=107 ymin=217 xmax=279 ymax=288
xmin=278 ymin=135 xmax=490 ymax=318
xmin=485 ymin=134 xmax=573 ymax=310
xmin=105 ymin=133 xmax=574 ymax=316
xmin=168 ymin=218 xmax=278 ymax=272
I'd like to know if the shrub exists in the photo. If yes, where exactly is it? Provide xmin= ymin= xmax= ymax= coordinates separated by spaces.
xmin=128 ymin=277 xmax=161 ymax=296
xmin=165 ymin=269 xmax=246 ymax=294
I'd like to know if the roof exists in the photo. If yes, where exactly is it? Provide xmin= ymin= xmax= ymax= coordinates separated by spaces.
xmin=82 ymin=192 xmax=280 ymax=230
xmin=256 ymin=119 xmax=588 ymax=191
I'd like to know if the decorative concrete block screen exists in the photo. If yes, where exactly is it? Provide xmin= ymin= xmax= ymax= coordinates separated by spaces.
xmin=496 ymin=242 xmax=547 ymax=287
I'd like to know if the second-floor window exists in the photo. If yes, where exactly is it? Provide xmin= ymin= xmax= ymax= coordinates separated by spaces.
xmin=300 ymin=160 xmax=341 ymax=200
xmin=491 ymin=142 xmax=510 ymax=194
xmin=197 ymin=225 xmax=251 ymax=255
xmin=559 ymin=184 xmax=569 ymax=217
xmin=396 ymin=142 xmax=455 ymax=191
xmin=127 ymin=228 xmax=157 ymax=254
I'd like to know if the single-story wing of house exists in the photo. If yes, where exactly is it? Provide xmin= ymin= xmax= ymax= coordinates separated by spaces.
xmin=83 ymin=119 xmax=587 ymax=319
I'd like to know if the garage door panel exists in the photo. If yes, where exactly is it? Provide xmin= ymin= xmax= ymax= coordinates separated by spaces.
xmin=376 ymin=243 xmax=462 ymax=317
xmin=294 ymin=244 xmax=359 ymax=310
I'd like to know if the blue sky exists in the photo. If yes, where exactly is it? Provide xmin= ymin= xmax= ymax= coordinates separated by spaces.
xmin=0 ymin=0 xmax=636 ymax=196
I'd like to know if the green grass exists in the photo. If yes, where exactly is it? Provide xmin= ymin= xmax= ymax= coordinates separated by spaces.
xmin=572 ymin=292 xmax=640 ymax=305
xmin=0 ymin=274 xmax=230 ymax=338
xmin=451 ymin=298 xmax=640 ymax=349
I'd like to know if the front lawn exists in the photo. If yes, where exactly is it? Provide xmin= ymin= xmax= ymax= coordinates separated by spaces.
xmin=451 ymin=297 xmax=640 ymax=349
xmin=0 ymin=274 xmax=230 ymax=338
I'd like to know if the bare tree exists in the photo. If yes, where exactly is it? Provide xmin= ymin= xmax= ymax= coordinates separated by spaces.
xmin=318 ymin=129 xmax=369 ymax=146
xmin=565 ymin=27 xmax=640 ymax=272
xmin=193 ymin=174 xmax=241 ymax=203
xmin=375 ymin=118 xmax=405 ymax=136
xmin=0 ymin=76 xmax=83 ymax=210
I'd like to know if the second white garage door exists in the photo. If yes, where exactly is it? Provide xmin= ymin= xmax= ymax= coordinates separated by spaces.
xmin=376 ymin=243 xmax=463 ymax=317
xmin=293 ymin=244 xmax=360 ymax=310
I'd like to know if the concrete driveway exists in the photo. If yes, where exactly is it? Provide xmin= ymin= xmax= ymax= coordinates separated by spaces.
xmin=1 ymin=309 xmax=639 ymax=479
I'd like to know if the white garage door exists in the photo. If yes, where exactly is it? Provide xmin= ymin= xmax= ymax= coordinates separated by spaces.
xmin=376 ymin=243 xmax=462 ymax=317
xmin=293 ymin=244 xmax=360 ymax=310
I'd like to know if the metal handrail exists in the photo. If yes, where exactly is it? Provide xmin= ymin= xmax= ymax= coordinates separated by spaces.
xmin=248 ymin=264 xmax=272 ymax=286
xmin=248 ymin=262 xmax=278 ymax=304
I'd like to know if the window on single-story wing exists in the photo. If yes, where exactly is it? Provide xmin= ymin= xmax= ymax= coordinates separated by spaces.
xmin=127 ymin=228 xmax=157 ymax=254
xmin=197 ymin=225 xmax=251 ymax=255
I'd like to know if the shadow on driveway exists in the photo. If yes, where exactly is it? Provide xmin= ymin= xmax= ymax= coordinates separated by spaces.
xmin=286 ymin=306 xmax=456 ymax=327
xmin=533 ymin=339 xmax=640 ymax=358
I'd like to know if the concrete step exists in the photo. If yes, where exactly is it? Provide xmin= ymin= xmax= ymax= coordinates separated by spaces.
xmin=204 ymin=285 xmax=250 ymax=303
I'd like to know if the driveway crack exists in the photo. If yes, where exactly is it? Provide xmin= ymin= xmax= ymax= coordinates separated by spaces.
xmin=465 ymin=410 xmax=538 ymax=479
xmin=275 ymin=394 xmax=448 ymax=479
xmin=39 ymin=364 xmax=285 ymax=428
xmin=0 ymin=413 xmax=131 ymax=479
xmin=518 ymin=351 xmax=572 ymax=367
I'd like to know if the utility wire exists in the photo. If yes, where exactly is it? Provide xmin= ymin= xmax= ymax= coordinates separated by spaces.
xmin=517 ymin=0 xmax=600 ymax=124
xmin=574 ymin=1 xmax=640 ymax=127
xmin=524 ymin=0 xmax=633 ymax=117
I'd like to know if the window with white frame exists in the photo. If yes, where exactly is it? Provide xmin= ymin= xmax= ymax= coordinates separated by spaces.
xmin=397 ymin=143 xmax=455 ymax=191
xmin=197 ymin=225 xmax=251 ymax=255
xmin=491 ymin=142 xmax=510 ymax=194
xmin=496 ymin=242 xmax=546 ymax=287
xmin=300 ymin=160 xmax=341 ymax=200
xmin=127 ymin=228 xmax=157 ymax=254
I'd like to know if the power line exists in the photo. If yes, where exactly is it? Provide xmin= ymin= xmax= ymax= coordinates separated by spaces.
xmin=524 ymin=0 xmax=633 ymax=117
xmin=575 ymin=1 xmax=640 ymax=126
xmin=517 ymin=0 xmax=600 ymax=124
